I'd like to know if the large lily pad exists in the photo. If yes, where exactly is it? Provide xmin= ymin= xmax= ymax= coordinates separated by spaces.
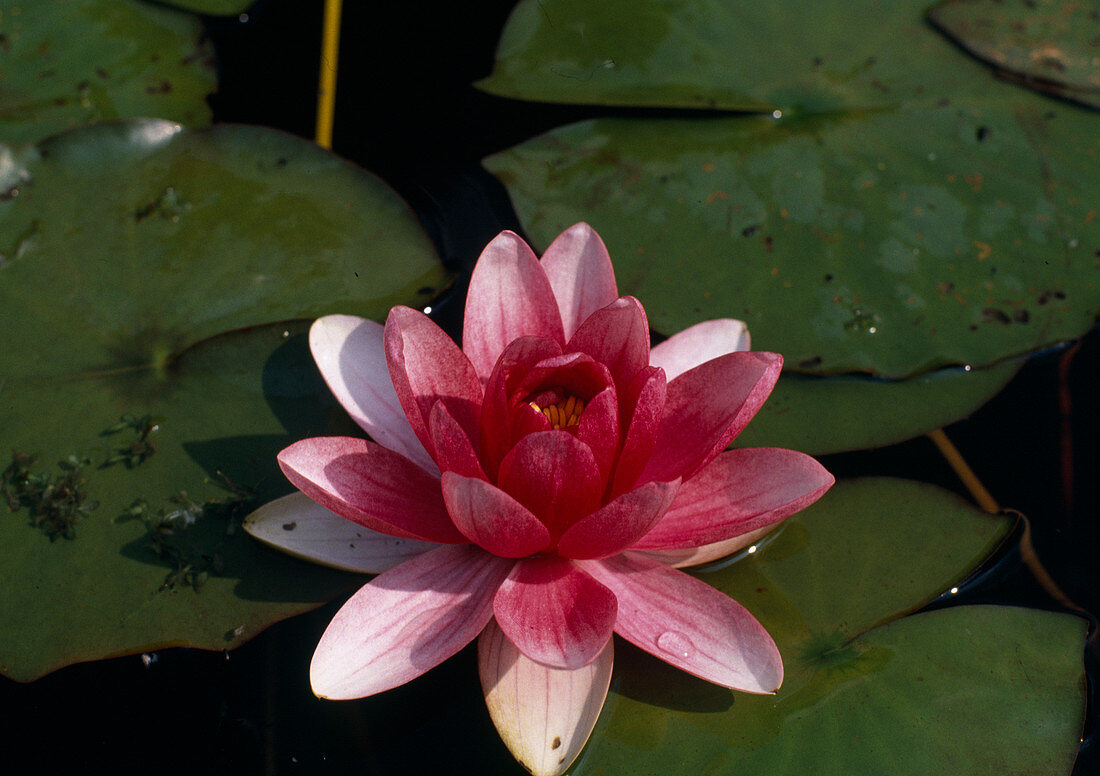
xmin=738 ymin=359 xmax=1020 ymax=454
xmin=578 ymin=479 xmax=1086 ymax=775
xmin=0 ymin=0 xmax=216 ymax=144
xmin=485 ymin=103 xmax=1097 ymax=379
xmin=478 ymin=0 xmax=1001 ymax=110
xmin=480 ymin=0 xmax=1099 ymax=379
xmin=930 ymin=0 xmax=1100 ymax=108
xmin=0 ymin=120 xmax=448 ymax=681
xmin=355 ymin=479 xmax=1085 ymax=775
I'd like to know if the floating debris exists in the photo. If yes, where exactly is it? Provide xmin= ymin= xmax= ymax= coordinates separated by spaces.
xmin=2 ymin=450 xmax=98 ymax=540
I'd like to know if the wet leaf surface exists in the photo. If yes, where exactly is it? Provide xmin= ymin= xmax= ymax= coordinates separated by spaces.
xmin=0 ymin=0 xmax=216 ymax=144
xmin=930 ymin=0 xmax=1100 ymax=108
xmin=481 ymin=0 xmax=1099 ymax=384
xmin=0 ymin=120 xmax=447 ymax=680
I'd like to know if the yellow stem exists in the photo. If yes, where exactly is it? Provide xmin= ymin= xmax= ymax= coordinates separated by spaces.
xmin=926 ymin=428 xmax=999 ymax=514
xmin=927 ymin=430 xmax=1087 ymax=616
xmin=315 ymin=0 xmax=343 ymax=150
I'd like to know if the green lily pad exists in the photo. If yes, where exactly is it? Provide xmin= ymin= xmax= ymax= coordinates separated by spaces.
xmin=480 ymin=0 xmax=1100 ymax=379
xmin=478 ymin=0 xmax=997 ymax=111
xmin=353 ymin=479 xmax=1085 ymax=775
xmin=156 ymin=0 xmax=254 ymax=16
xmin=578 ymin=478 xmax=1085 ymax=775
xmin=0 ymin=120 xmax=448 ymax=681
xmin=738 ymin=359 xmax=1021 ymax=454
xmin=486 ymin=104 xmax=1097 ymax=379
xmin=930 ymin=0 xmax=1100 ymax=108
xmin=0 ymin=0 xmax=216 ymax=144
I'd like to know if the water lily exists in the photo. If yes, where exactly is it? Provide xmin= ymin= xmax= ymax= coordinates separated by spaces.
xmin=245 ymin=223 xmax=833 ymax=775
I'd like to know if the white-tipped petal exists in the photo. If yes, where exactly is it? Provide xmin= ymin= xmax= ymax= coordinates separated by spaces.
xmin=309 ymin=315 xmax=438 ymax=473
xmin=649 ymin=319 xmax=751 ymax=380
xmin=243 ymin=492 xmax=439 ymax=574
xmin=479 ymin=620 xmax=612 ymax=776
xmin=637 ymin=525 xmax=776 ymax=568
xmin=539 ymin=222 xmax=618 ymax=341
xmin=311 ymin=545 xmax=512 ymax=699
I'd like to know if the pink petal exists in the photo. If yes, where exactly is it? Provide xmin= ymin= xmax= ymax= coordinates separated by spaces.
xmin=309 ymin=315 xmax=437 ymax=473
xmin=440 ymin=473 xmax=552 ymax=557
xmin=464 ymin=230 xmax=566 ymax=383
xmin=385 ymin=306 xmax=483 ymax=459
xmin=429 ymin=401 xmax=487 ymax=479
xmin=574 ymin=386 xmax=619 ymax=483
xmin=493 ymin=557 xmax=616 ymax=669
xmin=649 ymin=319 xmax=751 ymax=380
xmin=310 ymin=545 xmax=513 ymax=699
xmin=566 ymin=296 xmax=650 ymax=388
xmin=512 ymin=352 xmax=614 ymax=405
xmin=480 ymin=336 xmax=563 ymax=476
xmin=609 ymin=366 xmax=666 ymax=497
xmin=638 ymin=526 xmax=776 ymax=568
xmin=497 ymin=431 xmax=604 ymax=539
xmin=278 ymin=436 xmax=466 ymax=544
xmin=632 ymin=448 xmax=834 ymax=550
xmin=557 ymin=480 xmax=680 ymax=560
xmin=641 ymin=351 xmax=783 ymax=484
xmin=244 ymin=492 xmax=438 ymax=574
xmin=478 ymin=619 xmax=613 ymax=776
xmin=539 ymin=222 xmax=618 ymax=341
xmin=579 ymin=552 xmax=783 ymax=693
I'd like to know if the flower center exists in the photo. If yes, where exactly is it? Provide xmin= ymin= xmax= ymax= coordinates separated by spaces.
xmin=529 ymin=395 xmax=585 ymax=429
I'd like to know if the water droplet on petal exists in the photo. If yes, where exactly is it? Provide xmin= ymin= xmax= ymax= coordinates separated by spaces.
xmin=656 ymin=630 xmax=695 ymax=659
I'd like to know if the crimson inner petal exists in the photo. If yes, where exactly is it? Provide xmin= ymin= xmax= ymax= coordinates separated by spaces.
xmin=512 ymin=353 xmax=613 ymax=407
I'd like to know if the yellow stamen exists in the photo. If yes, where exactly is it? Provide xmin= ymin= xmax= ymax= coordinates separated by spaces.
xmin=529 ymin=395 xmax=586 ymax=429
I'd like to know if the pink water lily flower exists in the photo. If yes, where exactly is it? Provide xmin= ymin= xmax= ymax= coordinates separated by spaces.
xmin=245 ymin=223 xmax=833 ymax=776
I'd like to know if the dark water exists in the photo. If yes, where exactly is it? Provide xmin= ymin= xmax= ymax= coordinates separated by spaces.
xmin=2 ymin=1 xmax=1095 ymax=773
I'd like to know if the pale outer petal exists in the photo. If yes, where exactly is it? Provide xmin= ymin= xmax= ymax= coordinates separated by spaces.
xmin=463 ymin=231 xmax=566 ymax=383
xmin=636 ymin=525 xmax=776 ymax=569
xmin=579 ymin=553 xmax=782 ymax=694
xmin=479 ymin=619 xmax=613 ymax=776
xmin=243 ymin=492 xmax=438 ymax=574
xmin=310 ymin=545 xmax=513 ymax=699
xmin=309 ymin=315 xmax=437 ymax=474
xmin=539 ymin=223 xmax=618 ymax=341
xmin=648 ymin=319 xmax=751 ymax=381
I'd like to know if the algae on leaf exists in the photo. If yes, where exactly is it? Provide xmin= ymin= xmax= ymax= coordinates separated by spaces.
xmin=0 ymin=120 xmax=449 ymax=681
